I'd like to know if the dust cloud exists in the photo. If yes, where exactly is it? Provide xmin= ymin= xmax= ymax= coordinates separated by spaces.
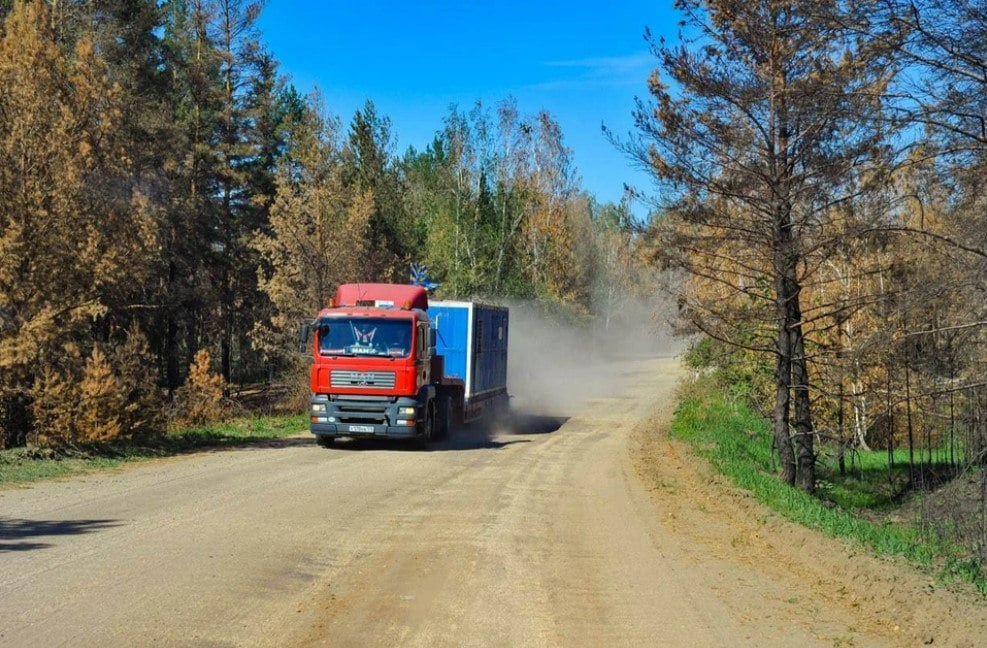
xmin=504 ymin=294 xmax=685 ymax=418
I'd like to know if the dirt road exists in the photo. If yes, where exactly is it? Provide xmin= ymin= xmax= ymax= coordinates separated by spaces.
xmin=1 ymin=357 xmax=983 ymax=647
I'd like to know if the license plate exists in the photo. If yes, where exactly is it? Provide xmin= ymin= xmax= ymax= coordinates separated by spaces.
xmin=348 ymin=425 xmax=374 ymax=433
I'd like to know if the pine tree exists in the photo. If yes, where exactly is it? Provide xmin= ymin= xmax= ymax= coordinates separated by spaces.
xmin=0 ymin=0 xmax=154 ymax=447
xmin=171 ymin=349 xmax=228 ymax=427
xmin=628 ymin=0 xmax=891 ymax=491
xmin=342 ymin=101 xmax=410 ymax=282
xmin=251 ymin=96 xmax=373 ymax=368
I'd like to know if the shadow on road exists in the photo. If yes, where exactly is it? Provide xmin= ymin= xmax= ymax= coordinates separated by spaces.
xmin=0 ymin=517 xmax=122 ymax=552
xmin=328 ymin=435 xmax=533 ymax=452
xmin=429 ymin=433 xmax=532 ymax=452
xmin=221 ymin=436 xmax=315 ymax=451
xmin=313 ymin=410 xmax=569 ymax=453
xmin=503 ymin=413 xmax=570 ymax=435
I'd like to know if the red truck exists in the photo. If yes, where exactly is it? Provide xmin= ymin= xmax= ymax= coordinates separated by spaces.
xmin=303 ymin=283 xmax=509 ymax=447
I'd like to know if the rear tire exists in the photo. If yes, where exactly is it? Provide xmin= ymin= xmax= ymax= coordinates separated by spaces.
xmin=437 ymin=395 xmax=454 ymax=440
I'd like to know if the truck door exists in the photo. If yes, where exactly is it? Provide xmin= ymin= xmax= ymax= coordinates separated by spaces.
xmin=416 ymin=322 xmax=430 ymax=388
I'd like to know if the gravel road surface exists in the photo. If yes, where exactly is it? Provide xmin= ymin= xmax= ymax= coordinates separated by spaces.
xmin=3 ymin=357 xmax=978 ymax=647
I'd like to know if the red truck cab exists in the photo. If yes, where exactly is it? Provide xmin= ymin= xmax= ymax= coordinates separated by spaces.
xmin=307 ymin=284 xmax=449 ymax=447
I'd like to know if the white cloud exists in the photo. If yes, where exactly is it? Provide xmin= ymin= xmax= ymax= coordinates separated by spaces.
xmin=544 ymin=53 xmax=654 ymax=73
xmin=529 ymin=53 xmax=654 ymax=91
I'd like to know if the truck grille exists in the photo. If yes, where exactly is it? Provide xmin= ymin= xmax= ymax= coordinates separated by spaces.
xmin=330 ymin=370 xmax=396 ymax=389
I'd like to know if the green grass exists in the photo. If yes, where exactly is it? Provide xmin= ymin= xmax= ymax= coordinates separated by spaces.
xmin=670 ymin=378 xmax=987 ymax=595
xmin=814 ymin=447 xmax=958 ymax=514
xmin=0 ymin=414 xmax=308 ymax=488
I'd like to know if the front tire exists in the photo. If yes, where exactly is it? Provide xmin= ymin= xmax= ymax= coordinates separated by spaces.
xmin=414 ymin=402 xmax=435 ymax=450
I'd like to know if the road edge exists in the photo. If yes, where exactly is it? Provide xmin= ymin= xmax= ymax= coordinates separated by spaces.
xmin=627 ymin=374 xmax=987 ymax=648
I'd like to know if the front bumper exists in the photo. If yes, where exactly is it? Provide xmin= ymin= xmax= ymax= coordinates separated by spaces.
xmin=309 ymin=394 xmax=420 ymax=439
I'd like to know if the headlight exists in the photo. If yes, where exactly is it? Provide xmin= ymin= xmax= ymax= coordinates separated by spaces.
xmin=399 ymin=406 xmax=416 ymax=416
xmin=311 ymin=403 xmax=327 ymax=414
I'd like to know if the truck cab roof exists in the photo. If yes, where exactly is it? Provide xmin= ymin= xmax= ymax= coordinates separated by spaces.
xmin=334 ymin=283 xmax=428 ymax=311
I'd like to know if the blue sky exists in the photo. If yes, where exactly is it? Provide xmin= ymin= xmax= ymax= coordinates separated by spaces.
xmin=257 ymin=1 xmax=679 ymax=218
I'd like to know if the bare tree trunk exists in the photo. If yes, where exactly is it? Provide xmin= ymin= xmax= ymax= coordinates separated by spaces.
xmin=791 ymin=319 xmax=816 ymax=493
xmin=773 ymin=176 xmax=810 ymax=489
xmin=949 ymin=358 xmax=956 ymax=471
xmin=838 ymin=379 xmax=846 ymax=475
xmin=905 ymin=340 xmax=915 ymax=481
xmin=166 ymin=316 xmax=180 ymax=395
xmin=773 ymin=269 xmax=796 ymax=485
xmin=886 ymin=359 xmax=895 ymax=476
xmin=786 ymin=258 xmax=815 ymax=492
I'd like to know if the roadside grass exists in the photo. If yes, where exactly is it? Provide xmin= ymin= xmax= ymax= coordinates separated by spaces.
xmin=0 ymin=414 xmax=308 ymax=488
xmin=815 ymin=446 xmax=957 ymax=514
xmin=671 ymin=377 xmax=987 ymax=595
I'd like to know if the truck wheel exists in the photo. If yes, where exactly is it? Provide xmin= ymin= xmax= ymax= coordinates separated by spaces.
xmin=316 ymin=435 xmax=335 ymax=448
xmin=437 ymin=396 xmax=453 ymax=440
xmin=414 ymin=402 xmax=435 ymax=450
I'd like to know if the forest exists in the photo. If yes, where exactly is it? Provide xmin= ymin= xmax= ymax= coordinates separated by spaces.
xmin=630 ymin=0 xmax=987 ymax=569
xmin=2 ymin=0 xmax=987 ymax=565
xmin=0 ymin=0 xmax=650 ymax=449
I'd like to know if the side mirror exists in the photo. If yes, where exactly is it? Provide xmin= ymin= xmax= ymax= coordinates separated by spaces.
xmin=428 ymin=328 xmax=437 ymax=356
xmin=297 ymin=323 xmax=311 ymax=354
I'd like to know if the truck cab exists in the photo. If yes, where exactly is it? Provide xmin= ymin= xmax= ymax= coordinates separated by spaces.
xmin=307 ymin=284 xmax=444 ymax=446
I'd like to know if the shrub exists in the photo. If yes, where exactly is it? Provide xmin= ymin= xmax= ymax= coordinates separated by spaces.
xmin=31 ymin=348 xmax=126 ymax=445
xmin=170 ymin=350 xmax=229 ymax=428
xmin=110 ymin=327 xmax=163 ymax=438
xmin=76 ymin=348 xmax=125 ymax=442
xmin=30 ymin=365 xmax=80 ymax=447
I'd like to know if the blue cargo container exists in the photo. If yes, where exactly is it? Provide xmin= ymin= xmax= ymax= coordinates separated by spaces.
xmin=428 ymin=301 xmax=509 ymax=417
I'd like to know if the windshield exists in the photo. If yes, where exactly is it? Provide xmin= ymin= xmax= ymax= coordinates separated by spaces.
xmin=317 ymin=317 xmax=413 ymax=358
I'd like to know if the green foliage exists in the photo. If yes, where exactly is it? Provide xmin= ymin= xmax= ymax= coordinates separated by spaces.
xmin=683 ymin=337 xmax=773 ymax=405
xmin=672 ymin=375 xmax=987 ymax=594
xmin=683 ymin=337 xmax=719 ymax=369
xmin=812 ymin=447 xmax=953 ymax=513
xmin=404 ymin=100 xmax=595 ymax=303
xmin=343 ymin=100 xmax=414 ymax=282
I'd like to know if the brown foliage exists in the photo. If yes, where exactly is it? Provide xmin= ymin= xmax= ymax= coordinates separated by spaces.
xmin=29 ymin=329 xmax=162 ymax=446
xmin=77 ymin=349 xmax=125 ymax=442
xmin=170 ymin=350 xmax=230 ymax=429
xmin=630 ymin=0 xmax=891 ymax=492
xmin=251 ymin=97 xmax=373 ymax=366
xmin=30 ymin=364 xmax=83 ymax=447
xmin=0 ymin=1 xmax=155 ymax=446
xmin=110 ymin=328 xmax=164 ymax=438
